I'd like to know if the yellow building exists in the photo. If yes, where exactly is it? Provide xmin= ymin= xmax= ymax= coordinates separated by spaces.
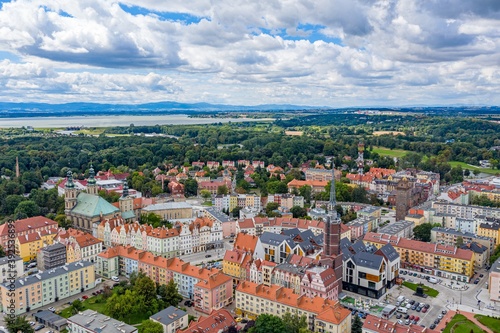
xmin=364 ymin=232 xmax=474 ymax=282
xmin=66 ymin=243 xmax=77 ymax=263
xmin=478 ymin=223 xmax=500 ymax=245
xmin=236 ymin=281 xmax=351 ymax=333
xmin=223 ymin=250 xmax=251 ymax=283
xmin=15 ymin=229 xmax=57 ymax=262
xmin=405 ymin=214 xmax=426 ymax=227
xmin=0 ymin=261 xmax=95 ymax=315
xmin=141 ymin=202 xmax=193 ymax=220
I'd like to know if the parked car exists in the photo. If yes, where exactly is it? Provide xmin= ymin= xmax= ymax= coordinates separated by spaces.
xmin=409 ymin=300 xmax=415 ymax=305
xmin=438 ymin=314 xmax=443 ymax=320
xmin=205 ymin=254 xmax=212 ymax=258
xmin=424 ymin=304 xmax=430 ymax=309
xmin=474 ymin=278 xmax=480 ymax=284
xmin=397 ymin=320 xmax=404 ymax=325
xmin=416 ymin=307 xmax=422 ymax=312
xmin=479 ymin=274 xmax=484 ymax=278
xmin=396 ymin=314 xmax=402 ymax=319
xmin=404 ymin=314 xmax=410 ymax=319
xmin=82 ymin=295 xmax=89 ymax=300
xmin=442 ymin=310 xmax=447 ymax=315
xmin=409 ymin=315 xmax=415 ymax=321
xmin=414 ymin=316 xmax=420 ymax=322
xmin=48 ymin=307 xmax=56 ymax=312
xmin=405 ymin=320 xmax=410 ymax=325
xmin=111 ymin=276 xmax=120 ymax=282
xmin=184 ymin=300 xmax=193 ymax=307
xmin=34 ymin=325 xmax=45 ymax=331
xmin=430 ymin=324 xmax=436 ymax=329
xmin=29 ymin=322 xmax=35 ymax=326
xmin=422 ymin=307 xmax=428 ymax=313
xmin=411 ymin=305 xmax=417 ymax=310
xmin=241 ymin=319 xmax=248 ymax=324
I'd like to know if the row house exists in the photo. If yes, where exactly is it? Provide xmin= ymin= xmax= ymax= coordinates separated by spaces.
xmin=287 ymin=179 xmax=329 ymax=193
xmin=237 ymin=216 xmax=327 ymax=236
xmin=97 ymin=246 xmax=233 ymax=314
xmin=0 ymin=216 xmax=58 ymax=254
xmin=178 ymin=217 xmax=223 ymax=255
xmin=198 ymin=179 xmax=232 ymax=195
xmin=0 ymin=261 xmax=95 ymax=315
xmin=56 ymin=228 xmax=103 ymax=263
xmin=305 ymin=168 xmax=341 ymax=182
xmin=147 ymin=227 xmax=180 ymax=258
xmin=222 ymin=233 xmax=259 ymax=283
xmin=363 ymin=232 xmax=474 ymax=282
xmin=236 ymin=281 xmax=351 ymax=333
xmin=207 ymin=161 xmax=220 ymax=170
xmin=267 ymin=194 xmax=305 ymax=210
xmin=222 ymin=160 xmax=235 ymax=167
xmin=431 ymin=227 xmax=495 ymax=257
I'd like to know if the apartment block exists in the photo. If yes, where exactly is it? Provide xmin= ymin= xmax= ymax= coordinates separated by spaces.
xmin=67 ymin=309 xmax=137 ymax=333
xmin=478 ymin=222 xmax=500 ymax=246
xmin=0 ymin=261 xmax=95 ymax=315
xmin=236 ymin=281 xmax=351 ymax=333
xmin=489 ymin=257 xmax=500 ymax=302
xmin=363 ymin=232 xmax=474 ymax=282
xmin=378 ymin=220 xmax=414 ymax=238
xmin=432 ymin=201 xmax=500 ymax=220
xmin=150 ymin=306 xmax=188 ymax=333
xmin=431 ymin=227 xmax=494 ymax=257
xmin=37 ymin=243 xmax=67 ymax=270
xmin=0 ymin=255 xmax=23 ymax=284
xmin=0 ymin=216 xmax=58 ymax=250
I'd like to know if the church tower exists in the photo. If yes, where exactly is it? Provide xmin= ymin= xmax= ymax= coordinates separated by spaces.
xmin=357 ymin=142 xmax=364 ymax=175
xmin=86 ymin=164 xmax=99 ymax=195
xmin=324 ymin=163 xmax=342 ymax=257
xmin=64 ymin=170 xmax=78 ymax=214
xmin=119 ymin=180 xmax=134 ymax=214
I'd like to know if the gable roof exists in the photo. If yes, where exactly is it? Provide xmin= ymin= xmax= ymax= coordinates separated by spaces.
xmin=0 ymin=216 xmax=58 ymax=236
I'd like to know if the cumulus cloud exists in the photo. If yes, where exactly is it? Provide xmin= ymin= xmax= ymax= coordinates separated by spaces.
xmin=0 ymin=0 xmax=498 ymax=105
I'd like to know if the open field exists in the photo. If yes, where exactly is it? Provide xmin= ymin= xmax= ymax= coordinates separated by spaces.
xmin=372 ymin=146 xmax=410 ymax=158
xmin=443 ymin=314 xmax=486 ymax=333
xmin=372 ymin=131 xmax=406 ymax=136
xmin=449 ymin=161 xmax=499 ymax=175
xmin=285 ymin=130 xmax=304 ymax=136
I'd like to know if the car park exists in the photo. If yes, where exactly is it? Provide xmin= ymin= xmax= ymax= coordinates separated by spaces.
xmin=396 ymin=314 xmax=402 ymax=319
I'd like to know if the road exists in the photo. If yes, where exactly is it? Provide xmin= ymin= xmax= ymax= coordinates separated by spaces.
xmin=179 ymin=238 xmax=234 ymax=266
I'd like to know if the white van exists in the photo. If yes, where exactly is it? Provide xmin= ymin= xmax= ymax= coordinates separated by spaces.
xmin=397 ymin=295 xmax=405 ymax=303
xmin=397 ymin=307 xmax=408 ymax=314
xmin=428 ymin=277 xmax=438 ymax=284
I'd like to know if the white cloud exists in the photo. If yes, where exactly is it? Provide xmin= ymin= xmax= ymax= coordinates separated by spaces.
xmin=0 ymin=0 xmax=498 ymax=106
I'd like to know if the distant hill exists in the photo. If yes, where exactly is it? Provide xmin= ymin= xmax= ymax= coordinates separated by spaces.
xmin=0 ymin=101 xmax=321 ymax=117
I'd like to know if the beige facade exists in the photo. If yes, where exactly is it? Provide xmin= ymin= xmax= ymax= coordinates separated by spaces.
xmin=141 ymin=202 xmax=193 ymax=220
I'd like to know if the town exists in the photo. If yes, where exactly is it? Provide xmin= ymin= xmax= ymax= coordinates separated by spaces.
xmin=1 ymin=125 xmax=500 ymax=333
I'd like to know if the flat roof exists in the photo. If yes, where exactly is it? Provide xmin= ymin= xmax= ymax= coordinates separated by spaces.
xmin=68 ymin=309 xmax=137 ymax=333
xmin=143 ymin=202 xmax=192 ymax=211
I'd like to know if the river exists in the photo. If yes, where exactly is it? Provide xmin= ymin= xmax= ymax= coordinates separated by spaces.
xmin=0 ymin=115 xmax=273 ymax=128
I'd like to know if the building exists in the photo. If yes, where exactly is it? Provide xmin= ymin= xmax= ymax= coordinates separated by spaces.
xmin=431 ymin=227 xmax=494 ymax=258
xmin=15 ymin=227 xmax=58 ymax=262
xmin=378 ymin=220 xmax=415 ymax=238
xmin=236 ymin=281 xmax=351 ymax=333
xmin=64 ymin=169 xmax=122 ymax=232
xmin=432 ymin=201 xmax=500 ymax=220
xmin=363 ymin=232 xmax=474 ymax=282
xmin=346 ymin=216 xmax=379 ymax=240
xmin=478 ymin=222 xmax=500 ymax=246
xmin=37 ymin=243 xmax=67 ymax=270
xmin=0 ymin=261 xmax=95 ymax=315
xmin=56 ymin=228 xmax=103 ymax=263
xmin=0 ymin=216 xmax=58 ymax=254
xmin=301 ymin=266 xmax=339 ymax=300
xmin=0 ymin=254 xmax=23 ymax=284
xmin=197 ymin=179 xmax=232 ymax=195
xmin=287 ymin=179 xmax=329 ymax=193
xmin=193 ymin=273 xmax=233 ymax=314
xmin=34 ymin=310 xmax=67 ymax=332
xmin=305 ymin=168 xmax=341 ymax=181
xmin=461 ymin=242 xmax=488 ymax=269
xmin=237 ymin=216 xmax=327 ymax=237
xmin=67 ymin=309 xmax=137 ymax=333
xmin=395 ymin=179 xmax=412 ymax=221
xmin=202 ymin=207 xmax=235 ymax=238
xmin=213 ymin=194 xmax=261 ymax=212
xmin=141 ymin=202 xmax=193 ymax=220
xmin=178 ymin=309 xmax=236 ymax=333
xmin=150 ymin=306 xmax=188 ymax=333
xmin=489 ymin=257 xmax=500 ymax=301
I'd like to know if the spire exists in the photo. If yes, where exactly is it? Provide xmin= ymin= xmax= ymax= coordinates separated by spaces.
xmin=328 ymin=162 xmax=336 ymax=213
xmin=87 ymin=164 xmax=96 ymax=185
xmin=65 ymin=170 xmax=75 ymax=188
xmin=121 ymin=180 xmax=129 ymax=198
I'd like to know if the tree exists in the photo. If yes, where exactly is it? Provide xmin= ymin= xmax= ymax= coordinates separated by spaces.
xmin=282 ymin=312 xmax=308 ymax=333
xmin=5 ymin=315 xmax=34 ymax=333
xmin=250 ymin=314 xmax=286 ymax=333
xmin=217 ymin=185 xmax=229 ymax=195
xmin=139 ymin=320 xmax=163 ymax=333
xmin=0 ymin=245 xmax=5 ymax=257
xmin=290 ymin=206 xmax=307 ymax=218
xmin=141 ymin=212 xmax=161 ymax=226
xmin=232 ymin=206 xmax=242 ymax=217
xmin=352 ymin=314 xmax=363 ymax=333
xmin=413 ymin=223 xmax=440 ymax=242
xmin=200 ymin=189 xmax=212 ymax=201
xmin=455 ymin=236 xmax=464 ymax=247
xmin=158 ymin=279 xmax=183 ymax=307
xmin=106 ymin=289 xmax=136 ymax=322
xmin=265 ymin=202 xmax=281 ymax=217
xmin=299 ymin=185 xmax=312 ymax=203
xmin=134 ymin=274 xmax=157 ymax=308
xmin=182 ymin=179 xmax=198 ymax=197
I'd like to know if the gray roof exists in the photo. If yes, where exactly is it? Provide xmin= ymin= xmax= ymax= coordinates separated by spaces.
xmin=274 ymin=262 xmax=306 ymax=275
xmin=1 ymin=261 xmax=94 ymax=289
xmin=204 ymin=207 xmax=232 ymax=222
xmin=378 ymin=220 xmax=415 ymax=235
xmin=260 ymin=232 xmax=295 ymax=247
xmin=460 ymin=242 xmax=487 ymax=254
xmin=0 ymin=254 xmax=22 ymax=265
xmin=69 ymin=310 xmax=137 ymax=333
xmin=351 ymin=240 xmax=367 ymax=254
xmin=40 ymin=242 xmax=66 ymax=253
xmin=492 ymin=256 xmax=500 ymax=273
xmin=282 ymin=228 xmax=301 ymax=238
xmin=150 ymin=306 xmax=187 ymax=326
xmin=377 ymin=243 xmax=400 ymax=262
xmin=432 ymin=227 xmax=492 ymax=240
xmin=34 ymin=310 xmax=67 ymax=327
xmin=352 ymin=251 xmax=383 ymax=269
xmin=358 ymin=206 xmax=381 ymax=214
xmin=143 ymin=202 xmax=193 ymax=211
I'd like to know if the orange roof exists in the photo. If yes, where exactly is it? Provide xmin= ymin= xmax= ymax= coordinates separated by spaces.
xmin=237 ymin=281 xmax=349 ymax=325
xmin=75 ymin=233 xmax=102 ymax=247
xmin=179 ymin=309 xmax=236 ymax=333
xmin=233 ymin=232 xmax=258 ymax=252
xmin=364 ymin=232 xmax=474 ymax=261
xmin=17 ymin=233 xmax=41 ymax=244
xmin=147 ymin=226 xmax=179 ymax=239
xmin=189 ymin=217 xmax=213 ymax=232
xmin=287 ymin=254 xmax=318 ymax=266
xmin=0 ymin=216 xmax=58 ymax=236
xmin=287 ymin=179 xmax=328 ymax=188
xmin=195 ymin=273 xmax=232 ymax=289
xmin=97 ymin=245 xmax=146 ymax=259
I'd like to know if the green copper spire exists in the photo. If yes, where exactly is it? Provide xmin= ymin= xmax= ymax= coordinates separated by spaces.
xmin=88 ymin=164 xmax=96 ymax=185
xmin=122 ymin=180 xmax=129 ymax=198
xmin=65 ymin=170 xmax=75 ymax=188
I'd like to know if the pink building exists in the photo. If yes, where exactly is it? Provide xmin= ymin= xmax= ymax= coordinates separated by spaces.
xmin=489 ymin=259 xmax=500 ymax=301
xmin=301 ymin=266 xmax=340 ymax=300
xmin=222 ymin=220 xmax=236 ymax=238
xmin=194 ymin=273 xmax=233 ymax=314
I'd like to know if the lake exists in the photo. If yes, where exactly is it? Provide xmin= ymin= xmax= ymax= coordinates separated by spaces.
xmin=0 ymin=115 xmax=273 ymax=128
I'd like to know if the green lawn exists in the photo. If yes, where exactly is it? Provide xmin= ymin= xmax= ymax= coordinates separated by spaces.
xmin=474 ymin=315 xmax=500 ymax=333
xmin=372 ymin=146 xmax=410 ymax=158
xmin=402 ymin=281 xmax=439 ymax=297
xmin=443 ymin=314 xmax=486 ymax=333
xmin=58 ymin=294 xmax=148 ymax=325
xmin=449 ymin=161 xmax=499 ymax=175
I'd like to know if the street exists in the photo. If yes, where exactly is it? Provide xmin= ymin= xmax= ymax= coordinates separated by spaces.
xmin=179 ymin=238 xmax=234 ymax=266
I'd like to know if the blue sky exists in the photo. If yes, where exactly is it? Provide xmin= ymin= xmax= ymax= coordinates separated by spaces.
xmin=0 ymin=0 xmax=498 ymax=106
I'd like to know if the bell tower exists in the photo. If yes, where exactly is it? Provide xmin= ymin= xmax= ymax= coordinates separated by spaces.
xmin=87 ymin=164 xmax=99 ymax=195
xmin=64 ymin=170 xmax=78 ymax=214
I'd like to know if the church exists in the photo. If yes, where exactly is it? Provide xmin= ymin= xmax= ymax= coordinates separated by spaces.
xmin=64 ymin=165 xmax=135 ymax=232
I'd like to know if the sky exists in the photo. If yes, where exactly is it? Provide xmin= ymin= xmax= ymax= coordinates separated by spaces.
xmin=0 ymin=0 xmax=499 ymax=107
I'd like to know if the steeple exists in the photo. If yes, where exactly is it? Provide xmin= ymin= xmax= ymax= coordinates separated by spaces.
xmin=121 ymin=180 xmax=129 ymax=198
xmin=88 ymin=164 xmax=96 ymax=185
xmin=65 ymin=170 xmax=75 ymax=188
xmin=86 ymin=164 xmax=99 ymax=195
xmin=328 ymin=162 xmax=337 ymax=214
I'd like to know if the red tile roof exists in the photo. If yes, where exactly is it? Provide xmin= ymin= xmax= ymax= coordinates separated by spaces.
xmin=179 ymin=309 xmax=236 ymax=333
xmin=0 ymin=216 xmax=58 ymax=236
